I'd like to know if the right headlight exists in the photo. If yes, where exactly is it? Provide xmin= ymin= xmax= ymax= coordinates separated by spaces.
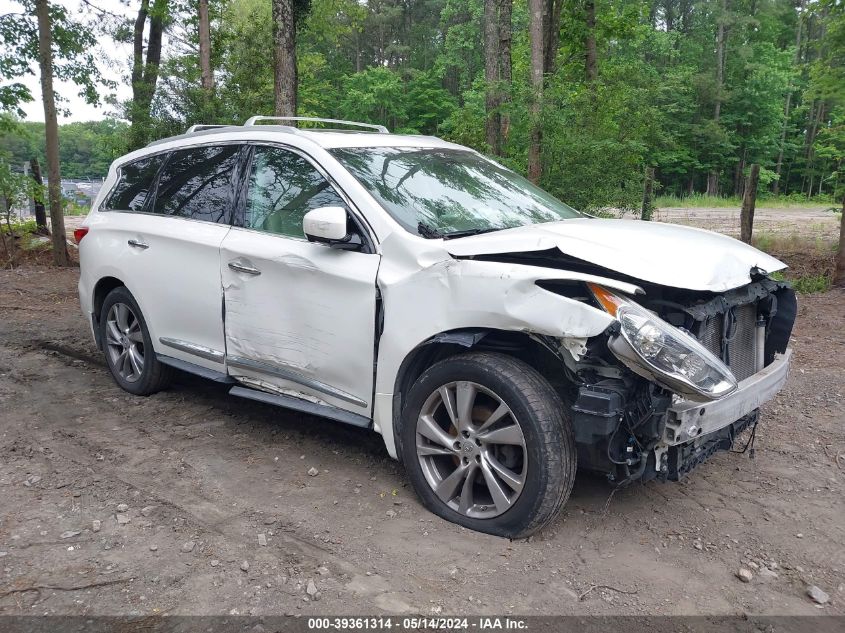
xmin=589 ymin=284 xmax=738 ymax=401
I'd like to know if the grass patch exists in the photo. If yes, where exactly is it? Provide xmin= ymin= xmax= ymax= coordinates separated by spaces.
xmin=64 ymin=201 xmax=90 ymax=216
xmin=770 ymin=270 xmax=832 ymax=294
xmin=0 ymin=218 xmax=38 ymax=235
xmin=655 ymin=192 xmax=835 ymax=209
xmin=755 ymin=231 xmax=836 ymax=293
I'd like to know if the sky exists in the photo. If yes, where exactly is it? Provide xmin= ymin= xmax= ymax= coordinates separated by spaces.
xmin=0 ymin=0 xmax=137 ymax=123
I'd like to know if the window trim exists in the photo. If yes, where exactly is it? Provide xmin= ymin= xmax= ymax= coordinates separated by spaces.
xmin=233 ymin=141 xmax=376 ymax=255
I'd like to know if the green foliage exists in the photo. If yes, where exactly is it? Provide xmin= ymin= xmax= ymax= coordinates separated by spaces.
xmin=0 ymin=0 xmax=110 ymax=116
xmin=0 ymin=118 xmax=129 ymax=179
xmin=2 ymin=0 xmax=839 ymax=215
xmin=0 ymin=158 xmax=43 ymax=215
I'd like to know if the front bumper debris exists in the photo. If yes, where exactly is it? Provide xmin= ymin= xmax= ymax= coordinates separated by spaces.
xmin=663 ymin=349 xmax=792 ymax=446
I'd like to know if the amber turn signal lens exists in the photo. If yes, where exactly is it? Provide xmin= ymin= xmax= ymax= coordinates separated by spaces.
xmin=587 ymin=283 xmax=625 ymax=316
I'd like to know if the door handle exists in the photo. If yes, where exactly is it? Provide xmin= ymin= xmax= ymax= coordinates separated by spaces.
xmin=228 ymin=261 xmax=261 ymax=276
xmin=127 ymin=239 xmax=149 ymax=249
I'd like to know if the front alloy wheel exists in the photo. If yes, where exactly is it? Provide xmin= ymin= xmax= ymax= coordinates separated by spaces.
xmin=401 ymin=352 xmax=576 ymax=538
xmin=416 ymin=381 xmax=527 ymax=519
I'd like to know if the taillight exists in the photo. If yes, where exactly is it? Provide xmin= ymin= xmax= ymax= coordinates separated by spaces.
xmin=73 ymin=227 xmax=89 ymax=244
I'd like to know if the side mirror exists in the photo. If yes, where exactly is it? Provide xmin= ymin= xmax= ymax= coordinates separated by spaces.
xmin=303 ymin=206 xmax=349 ymax=244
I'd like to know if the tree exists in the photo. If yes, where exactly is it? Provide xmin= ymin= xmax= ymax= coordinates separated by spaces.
xmin=0 ymin=158 xmax=43 ymax=267
xmin=29 ymin=157 xmax=46 ymax=232
xmin=1 ymin=0 xmax=103 ymax=264
xmin=773 ymin=0 xmax=804 ymax=194
xmin=273 ymin=0 xmax=297 ymax=116
xmin=198 ymin=0 xmax=214 ymax=95
xmin=584 ymin=0 xmax=597 ymax=82
xmin=497 ymin=0 xmax=512 ymax=146
xmin=484 ymin=0 xmax=500 ymax=154
xmin=35 ymin=0 xmax=67 ymax=266
xmin=128 ymin=0 xmax=168 ymax=149
xmin=707 ymin=0 xmax=729 ymax=196
xmin=528 ymin=0 xmax=544 ymax=183
xmin=807 ymin=1 xmax=845 ymax=285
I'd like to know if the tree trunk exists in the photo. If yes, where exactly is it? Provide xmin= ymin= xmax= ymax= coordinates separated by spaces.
xmin=803 ymin=100 xmax=826 ymax=195
xmin=527 ymin=0 xmax=544 ymax=184
xmin=680 ymin=0 xmax=692 ymax=33
xmin=706 ymin=171 xmax=720 ymax=196
xmin=543 ymin=0 xmax=562 ymax=75
xmin=773 ymin=1 xmax=804 ymax=194
xmin=272 ymin=0 xmax=297 ymax=117
xmin=198 ymin=0 xmax=214 ymax=94
xmin=707 ymin=0 xmax=728 ymax=197
xmin=585 ymin=0 xmax=598 ymax=82
xmin=740 ymin=164 xmax=760 ymax=244
xmin=835 ymin=194 xmax=845 ymax=288
xmin=129 ymin=0 xmax=165 ymax=149
xmin=664 ymin=0 xmax=675 ymax=31
xmin=29 ymin=157 xmax=47 ymax=233
xmin=498 ymin=0 xmax=512 ymax=147
xmin=733 ymin=146 xmax=746 ymax=197
xmin=35 ymin=0 xmax=68 ymax=267
xmin=641 ymin=167 xmax=655 ymax=221
xmin=484 ymin=0 xmax=501 ymax=155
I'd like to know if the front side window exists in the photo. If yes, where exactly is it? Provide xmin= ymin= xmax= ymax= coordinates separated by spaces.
xmin=152 ymin=145 xmax=240 ymax=222
xmin=103 ymin=154 xmax=166 ymax=212
xmin=244 ymin=146 xmax=345 ymax=238
xmin=330 ymin=147 xmax=581 ymax=238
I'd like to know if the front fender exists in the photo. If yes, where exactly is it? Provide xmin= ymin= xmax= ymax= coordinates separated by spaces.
xmin=371 ymin=237 xmax=626 ymax=457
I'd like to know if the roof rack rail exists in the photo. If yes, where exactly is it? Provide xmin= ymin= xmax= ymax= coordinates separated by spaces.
xmin=185 ymin=124 xmax=230 ymax=133
xmin=243 ymin=116 xmax=389 ymax=134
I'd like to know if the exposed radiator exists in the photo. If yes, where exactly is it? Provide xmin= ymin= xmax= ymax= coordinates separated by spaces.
xmin=697 ymin=303 xmax=758 ymax=381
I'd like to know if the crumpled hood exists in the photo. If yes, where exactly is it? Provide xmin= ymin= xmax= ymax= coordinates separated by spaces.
xmin=443 ymin=218 xmax=787 ymax=292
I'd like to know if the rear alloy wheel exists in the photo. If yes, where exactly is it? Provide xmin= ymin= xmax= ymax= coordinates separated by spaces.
xmin=104 ymin=302 xmax=145 ymax=383
xmin=99 ymin=286 xmax=173 ymax=396
xmin=401 ymin=352 xmax=576 ymax=538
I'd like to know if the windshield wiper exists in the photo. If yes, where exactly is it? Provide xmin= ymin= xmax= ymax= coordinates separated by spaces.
xmin=416 ymin=222 xmax=499 ymax=240
xmin=441 ymin=227 xmax=498 ymax=240
xmin=416 ymin=222 xmax=443 ymax=239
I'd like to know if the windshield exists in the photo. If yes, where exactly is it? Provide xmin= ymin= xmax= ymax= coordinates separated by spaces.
xmin=330 ymin=147 xmax=581 ymax=238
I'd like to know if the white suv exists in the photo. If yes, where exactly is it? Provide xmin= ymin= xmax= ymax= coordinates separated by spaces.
xmin=78 ymin=116 xmax=795 ymax=537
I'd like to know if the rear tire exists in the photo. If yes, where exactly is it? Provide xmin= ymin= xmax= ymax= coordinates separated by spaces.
xmin=400 ymin=352 xmax=576 ymax=538
xmin=99 ymin=286 xmax=173 ymax=396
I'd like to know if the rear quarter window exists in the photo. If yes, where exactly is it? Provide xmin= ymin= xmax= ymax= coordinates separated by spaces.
xmin=152 ymin=145 xmax=240 ymax=223
xmin=102 ymin=154 xmax=167 ymax=212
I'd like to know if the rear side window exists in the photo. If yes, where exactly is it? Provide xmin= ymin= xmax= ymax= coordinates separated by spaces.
xmin=152 ymin=145 xmax=240 ymax=222
xmin=102 ymin=154 xmax=166 ymax=212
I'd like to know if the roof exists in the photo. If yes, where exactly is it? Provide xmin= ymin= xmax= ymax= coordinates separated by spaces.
xmin=146 ymin=125 xmax=463 ymax=151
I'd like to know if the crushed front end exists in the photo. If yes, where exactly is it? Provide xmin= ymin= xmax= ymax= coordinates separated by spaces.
xmin=563 ymin=277 xmax=796 ymax=484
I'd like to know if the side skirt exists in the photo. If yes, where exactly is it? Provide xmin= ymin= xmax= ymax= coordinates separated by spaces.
xmin=229 ymin=386 xmax=372 ymax=430
xmin=157 ymin=355 xmax=236 ymax=383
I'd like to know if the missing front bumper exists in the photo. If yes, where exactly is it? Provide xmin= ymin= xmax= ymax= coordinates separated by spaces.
xmin=664 ymin=348 xmax=792 ymax=445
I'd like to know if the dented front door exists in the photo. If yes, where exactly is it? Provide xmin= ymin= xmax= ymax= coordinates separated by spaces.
xmin=221 ymin=229 xmax=380 ymax=415
xmin=220 ymin=144 xmax=380 ymax=416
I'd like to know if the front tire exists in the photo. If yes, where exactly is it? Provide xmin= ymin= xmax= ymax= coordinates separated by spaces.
xmin=400 ymin=352 xmax=576 ymax=538
xmin=99 ymin=286 xmax=173 ymax=396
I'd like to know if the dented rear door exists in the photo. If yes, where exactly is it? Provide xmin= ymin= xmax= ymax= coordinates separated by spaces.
xmin=220 ymin=144 xmax=380 ymax=417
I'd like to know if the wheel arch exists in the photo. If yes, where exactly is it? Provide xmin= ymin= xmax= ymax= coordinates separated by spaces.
xmin=390 ymin=327 xmax=571 ymax=463
xmin=91 ymin=276 xmax=127 ymax=350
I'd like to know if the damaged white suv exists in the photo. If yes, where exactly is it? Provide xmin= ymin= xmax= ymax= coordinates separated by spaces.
xmin=77 ymin=117 xmax=795 ymax=538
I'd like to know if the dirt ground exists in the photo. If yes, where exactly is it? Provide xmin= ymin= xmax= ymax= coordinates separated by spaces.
xmin=654 ymin=205 xmax=840 ymax=241
xmin=0 ymin=263 xmax=842 ymax=618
